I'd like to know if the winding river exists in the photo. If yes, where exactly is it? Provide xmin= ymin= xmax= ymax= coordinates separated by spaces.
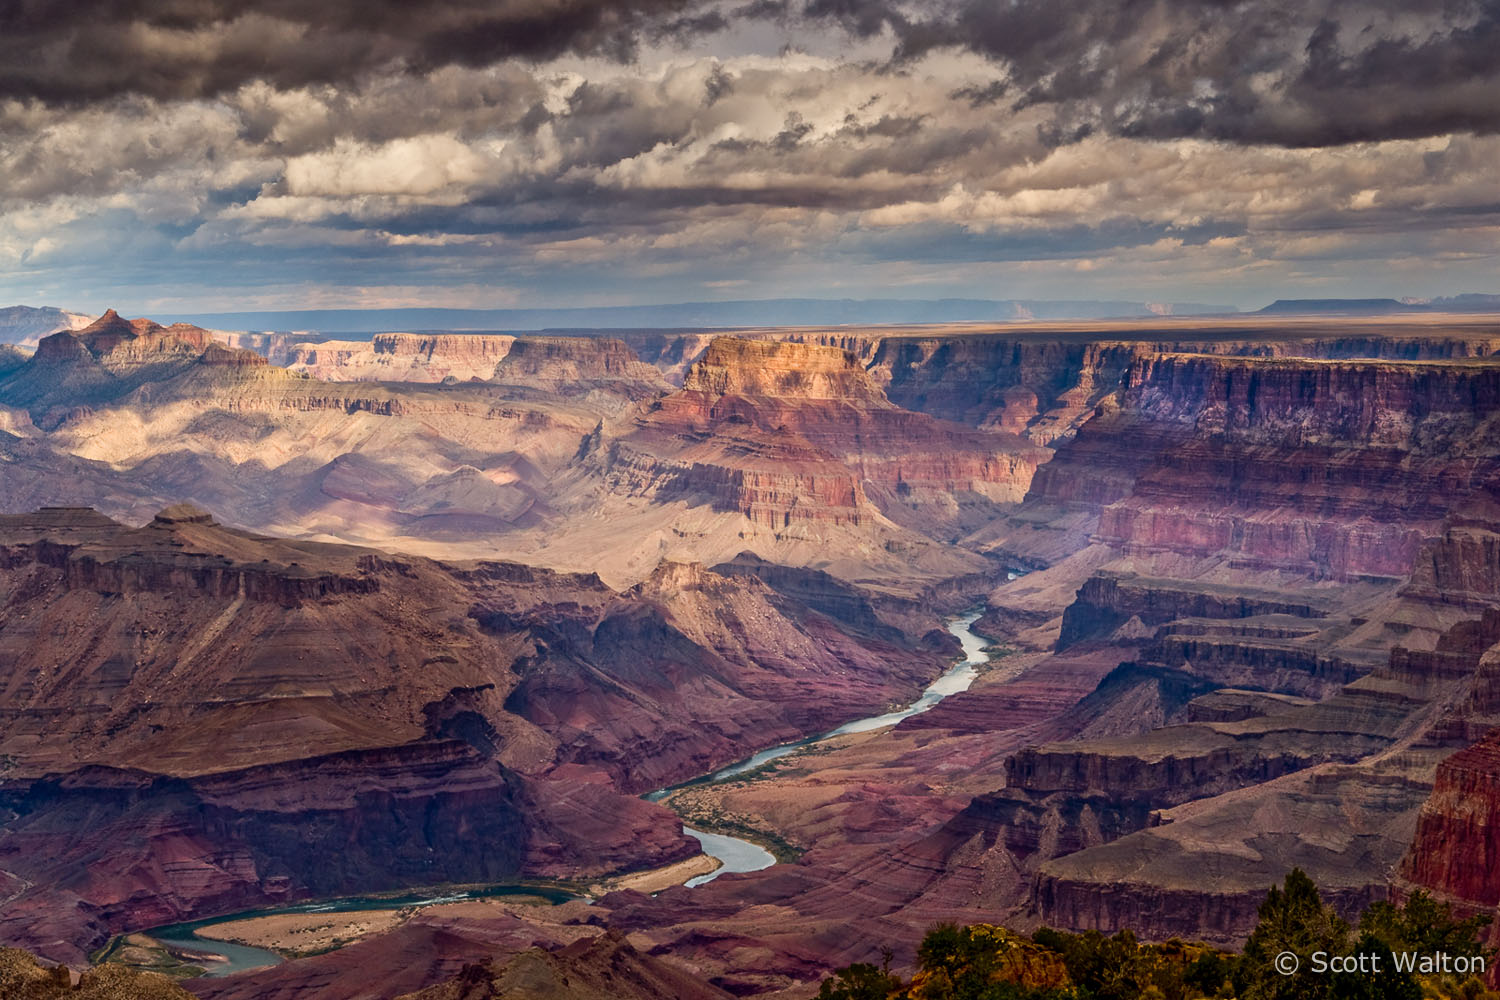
xmin=148 ymin=612 xmax=994 ymax=975
xmin=653 ymin=610 xmax=993 ymax=886
xmin=149 ymin=884 xmax=574 ymax=976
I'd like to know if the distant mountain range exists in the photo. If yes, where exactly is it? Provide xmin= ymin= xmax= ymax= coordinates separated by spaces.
xmin=1258 ymin=294 xmax=1500 ymax=315
xmin=6 ymin=294 xmax=1498 ymax=344
xmin=0 ymin=305 xmax=91 ymax=346
xmin=152 ymin=298 xmax=1238 ymax=334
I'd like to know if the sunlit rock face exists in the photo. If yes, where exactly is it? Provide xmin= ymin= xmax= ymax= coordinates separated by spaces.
xmin=610 ymin=337 xmax=1048 ymax=534
xmin=279 ymin=333 xmax=518 ymax=383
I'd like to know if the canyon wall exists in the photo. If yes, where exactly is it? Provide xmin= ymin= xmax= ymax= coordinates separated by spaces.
xmin=1015 ymin=352 xmax=1500 ymax=580
xmin=610 ymin=338 xmax=1048 ymax=535
xmin=491 ymin=336 xmax=671 ymax=400
xmin=0 ymin=505 xmax=956 ymax=965
xmin=280 ymin=333 xmax=516 ymax=382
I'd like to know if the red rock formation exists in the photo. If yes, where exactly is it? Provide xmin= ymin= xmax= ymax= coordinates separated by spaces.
xmin=280 ymin=333 xmax=517 ymax=383
xmin=1401 ymin=516 xmax=1500 ymax=610
xmin=1401 ymin=728 xmax=1500 ymax=909
xmin=504 ymin=559 xmax=952 ymax=794
xmin=393 ymin=929 xmax=734 ymax=1000
xmin=611 ymin=338 xmax=1048 ymax=532
xmin=1126 ymin=353 xmax=1500 ymax=443
xmin=612 ymin=331 xmax=727 ymax=385
xmin=0 ymin=505 xmax=957 ymax=965
xmin=869 ymin=338 xmax=1147 ymax=443
xmin=197 ymin=342 xmax=267 ymax=368
xmin=184 ymin=901 xmax=597 ymax=1000
xmin=38 ymin=309 xmax=220 ymax=360
xmin=1015 ymin=580 xmax=1500 ymax=944
xmin=606 ymin=434 xmax=868 ymax=528
xmin=1056 ymin=571 xmax=1333 ymax=649
xmin=682 ymin=338 xmax=891 ymax=403
xmin=1020 ymin=353 xmax=1500 ymax=581
xmin=0 ymin=742 xmax=571 ymax=962
xmin=493 ymin=336 xmax=670 ymax=398
xmin=866 ymin=326 xmax=1500 ymax=440
xmin=10 ymin=311 xmax=266 ymax=419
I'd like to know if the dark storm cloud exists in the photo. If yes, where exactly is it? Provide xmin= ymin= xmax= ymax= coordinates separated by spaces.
xmin=0 ymin=0 xmax=719 ymax=104
xmin=6 ymin=0 xmax=1500 ymax=310
xmin=805 ymin=0 xmax=1500 ymax=147
xmin=7 ymin=0 xmax=1496 ymax=149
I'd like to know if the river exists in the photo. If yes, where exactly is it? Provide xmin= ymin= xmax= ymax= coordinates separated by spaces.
xmin=654 ymin=610 xmax=994 ymax=886
xmin=148 ymin=612 xmax=995 ymax=974
xmin=149 ymin=884 xmax=574 ymax=977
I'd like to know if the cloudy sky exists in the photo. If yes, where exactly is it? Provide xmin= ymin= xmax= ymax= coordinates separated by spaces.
xmin=2 ymin=0 xmax=1497 ymax=314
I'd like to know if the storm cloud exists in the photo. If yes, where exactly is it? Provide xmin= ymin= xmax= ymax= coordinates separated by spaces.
xmin=0 ymin=0 xmax=718 ymax=103
xmin=806 ymin=0 xmax=1500 ymax=147
xmin=1 ymin=0 xmax=1496 ymax=311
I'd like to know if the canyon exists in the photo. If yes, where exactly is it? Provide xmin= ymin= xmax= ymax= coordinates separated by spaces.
xmin=2 ymin=309 xmax=1500 ymax=996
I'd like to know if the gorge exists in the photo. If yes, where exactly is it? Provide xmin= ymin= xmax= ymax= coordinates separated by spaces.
xmin=1 ymin=310 xmax=1499 ymax=997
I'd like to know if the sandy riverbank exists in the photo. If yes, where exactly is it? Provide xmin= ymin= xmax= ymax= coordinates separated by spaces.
xmin=588 ymin=853 xmax=720 ymax=895
xmin=193 ymin=910 xmax=410 ymax=956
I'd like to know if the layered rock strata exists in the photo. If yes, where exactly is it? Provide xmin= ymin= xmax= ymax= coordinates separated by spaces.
xmin=280 ymin=333 xmax=516 ymax=382
xmin=0 ymin=505 xmax=952 ymax=965
xmin=609 ymin=338 xmax=1048 ymax=535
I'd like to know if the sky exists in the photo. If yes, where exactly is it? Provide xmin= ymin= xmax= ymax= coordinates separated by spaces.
xmin=1 ymin=0 xmax=1498 ymax=315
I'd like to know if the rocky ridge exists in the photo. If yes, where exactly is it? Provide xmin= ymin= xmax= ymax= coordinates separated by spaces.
xmin=394 ymin=929 xmax=733 ymax=1000
xmin=0 ymin=505 xmax=954 ymax=966
xmin=964 ymin=348 xmax=1500 ymax=943
xmin=279 ymin=333 xmax=516 ymax=383
xmin=608 ymin=338 xmax=1049 ymax=539
xmin=0 ymin=305 xmax=92 ymax=348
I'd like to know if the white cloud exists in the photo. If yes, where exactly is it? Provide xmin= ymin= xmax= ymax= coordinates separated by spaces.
xmin=3 ymin=32 xmax=1499 ymax=310
xmin=280 ymin=134 xmax=489 ymax=197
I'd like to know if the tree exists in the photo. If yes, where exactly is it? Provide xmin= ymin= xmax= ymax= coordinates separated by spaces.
xmin=1327 ymin=932 xmax=1422 ymax=1000
xmin=917 ymin=925 xmax=1076 ymax=1000
xmin=818 ymin=958 xmax=903 ymax=1000
xmin=1032 ymin=928 xmax=1147 ymax=1000
xmin=1236 ymin=869 xmax=1350 ymax=1000
xmin=1183 ymin=951 xmax=1233 ymax=997
xmin=1359 ymin=891 xmax=1492 ymax=959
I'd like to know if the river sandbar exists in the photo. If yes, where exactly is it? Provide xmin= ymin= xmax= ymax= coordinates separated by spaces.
xmin=193 ymin=910 xmax=409 ymax=956
xmin=588 ymin=853 xmax=721 ymax=894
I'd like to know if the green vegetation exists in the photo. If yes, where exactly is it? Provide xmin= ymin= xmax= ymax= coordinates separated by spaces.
xmin=817 ymin=871 xmax=1495 ymax=1000
xmin=88 ymin=935 xmax=208 ymax=979
xmin=660 ymin=794 xmax=807 ymax=863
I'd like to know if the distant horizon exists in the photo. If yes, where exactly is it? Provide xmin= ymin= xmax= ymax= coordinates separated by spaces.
xmin=13 ymin=291 xmax=1500 ymax=337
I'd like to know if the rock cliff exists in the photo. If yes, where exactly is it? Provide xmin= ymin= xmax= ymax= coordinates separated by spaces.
xmin=280 ymin=333 xmax=517 ymax=382
xmin=492 ymin=336 xmax=670 ymax=399
xmin=0 ymin=305 xmax=93 ymax=347
xmin=0 ymin=505 xmax=953 ymax=965
xmin=3 ymin=310 xmax=266 ymax=419
xmin=610 ymin=338 xmax=1048 ymax=536
xmin=683 ymin=338 xmax=891 ymax=403
xmin=1009 ymin=352 xmax=1500 ymax=580
xmin=1400 ymin=726 xmax=1500 ymax=910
